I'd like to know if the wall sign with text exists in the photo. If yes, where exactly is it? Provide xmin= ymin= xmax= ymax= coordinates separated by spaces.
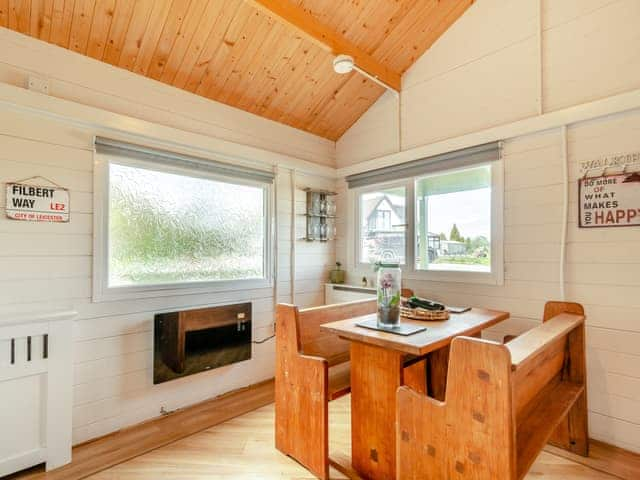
xmin=6 ymin=182 xmax=70 ymax=222
xmin=579 ymin=173 xmax=640 ymax=228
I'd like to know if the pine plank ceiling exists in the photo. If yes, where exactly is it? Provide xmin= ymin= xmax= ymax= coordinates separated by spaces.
xmin=0 ymin=0 xmax=473 ymax=141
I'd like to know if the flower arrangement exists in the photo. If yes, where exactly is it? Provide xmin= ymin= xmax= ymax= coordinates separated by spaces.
xmin=378 ymin=271 xmax=400 ymax=308
xmin=375 ymin=262 xmax=401 ymax=326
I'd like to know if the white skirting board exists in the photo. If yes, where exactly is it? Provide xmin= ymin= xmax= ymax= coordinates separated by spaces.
xmin=0 ymin=311 xmax=76 ymax=476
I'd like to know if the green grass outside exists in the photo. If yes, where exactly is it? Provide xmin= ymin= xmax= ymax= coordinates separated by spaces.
xmin=433 ymin=255 xmax=490 ymax=266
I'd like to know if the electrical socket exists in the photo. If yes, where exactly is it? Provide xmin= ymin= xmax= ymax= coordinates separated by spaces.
xmin=160 ymin=406 xmax=176 ymax=416
xmin=27 ymin=76 xmax=50 ymax=95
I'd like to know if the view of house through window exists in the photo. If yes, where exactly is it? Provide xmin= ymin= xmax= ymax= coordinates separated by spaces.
xmin=359 ymin=186 xmax=406 ymax=264
xmin=108 ymin=162 xmax=266 ymax=287
xmin=415 ymin=165 xmax=491 ymax=272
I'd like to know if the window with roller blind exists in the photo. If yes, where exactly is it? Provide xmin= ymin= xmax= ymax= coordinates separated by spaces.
xmin=92 ymin=137 xmax=274 ymax=301
xmin=350 ymin=143 xmax=503 ymax=285
xmin=415 ymin=165 xmax=492 ymax=273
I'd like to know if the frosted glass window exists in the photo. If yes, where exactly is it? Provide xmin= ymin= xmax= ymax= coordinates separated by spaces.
xmin=108 ymin=162 xmax=266 ymax=287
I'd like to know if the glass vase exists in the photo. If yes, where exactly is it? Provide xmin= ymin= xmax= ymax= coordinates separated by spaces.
xmin=377 ymin=264 xmax=401 ymax=328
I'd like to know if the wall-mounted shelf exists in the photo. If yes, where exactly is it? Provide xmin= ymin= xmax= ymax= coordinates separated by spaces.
xmin=303 ymin=188 xmax=337 ymax=196
xmin=303 ymin=188 xmax=337 ymax=241
xmin=300 ymin=237 xmax=331 ymax=242
xmin=299 ymin=213 xmax=338 ymax=219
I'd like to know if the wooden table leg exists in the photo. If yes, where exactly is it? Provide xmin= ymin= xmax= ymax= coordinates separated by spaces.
xmin=426 ymin=345 xmax=450 ymax=401
xmin=350 ymin=341 xmax=404 ymax=480
xmin=403 ymin=358 xmax=427 ymax=394
xmin=425 ymin=331 xmax=481 ymax=401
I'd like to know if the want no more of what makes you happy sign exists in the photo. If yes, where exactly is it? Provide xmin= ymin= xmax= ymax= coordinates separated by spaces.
xmin=579 ymin=172 xmax=640 ymax=228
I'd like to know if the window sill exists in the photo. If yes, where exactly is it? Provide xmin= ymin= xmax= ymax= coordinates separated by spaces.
xmin=353 ymin=264 xmax=503 ymax=286
xmin=92 ymin=277 xmax=273 ymax=303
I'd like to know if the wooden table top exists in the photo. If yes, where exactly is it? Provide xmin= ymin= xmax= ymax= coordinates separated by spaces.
xmin=321 ymin=308 xmax=509 ymax=356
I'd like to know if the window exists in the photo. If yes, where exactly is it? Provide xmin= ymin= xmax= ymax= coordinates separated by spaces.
xmin=359 ymin=186 xmax=406 ymax=264
xmin=94 ymin=139 xmax=272 ymax=301
xmin=375 ymin=210 xmax=391 ymax=230
xmin=354 ymin=161 xmax=503 ymax=285
xmin=415 ymin=165 xmax=491 ymax=273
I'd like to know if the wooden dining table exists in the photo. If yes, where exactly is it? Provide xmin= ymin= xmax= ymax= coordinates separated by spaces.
xmin=321 ymin=308 xmax=509 ymax=480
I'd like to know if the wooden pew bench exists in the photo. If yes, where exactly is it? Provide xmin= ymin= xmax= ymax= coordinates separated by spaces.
xmin=397 ymin=301 xmax=588 ymax=480
xmin=275 ymin=298 xmax=378 ymax=480
xmin=276 ymin=292 xmax=423 ymax=480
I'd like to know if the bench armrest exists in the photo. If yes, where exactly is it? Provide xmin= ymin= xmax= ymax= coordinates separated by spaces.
xmin=507 ymin=313 xmax=584 ymax=369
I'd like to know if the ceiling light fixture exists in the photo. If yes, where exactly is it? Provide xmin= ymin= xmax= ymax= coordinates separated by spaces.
xmin=333 ymin=54 xmax=399 ymax=95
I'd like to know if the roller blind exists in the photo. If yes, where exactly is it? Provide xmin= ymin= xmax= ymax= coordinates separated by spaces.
xmin=345 ymin=142 xmax=500 ymax=189
xmin=95 ymin=137 xmax=275 ymax=184
xmin=416 ymin=164 xmax=490 ymax=197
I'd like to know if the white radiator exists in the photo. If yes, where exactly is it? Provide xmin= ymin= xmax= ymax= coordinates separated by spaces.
xmin=325 ymin=283 xmax=376 ymax=305
xmin=0 ymin=311 xmax=75 ymax=476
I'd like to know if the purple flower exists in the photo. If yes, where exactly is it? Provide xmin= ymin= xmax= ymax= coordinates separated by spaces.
xmin=379 ymin=273 xmax=394 ymax=290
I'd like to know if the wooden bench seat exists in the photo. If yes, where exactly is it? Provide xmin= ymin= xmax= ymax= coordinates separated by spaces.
xmin=397 ymin=301 xmax=588 ymax=480
xmin=276 ymin=291 xmax=422 ymax=479
xmin=516 ymin=378 xmax=584 ymax=479
xmin=328 ymin=361 xmax=352 ymax=401
xmin=275 ymin=298 xmax=378 ymax=480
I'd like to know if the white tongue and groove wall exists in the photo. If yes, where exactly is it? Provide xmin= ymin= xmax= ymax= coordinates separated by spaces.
xmin=336 ymin=0 xmax=640 ymax=452
xmin=1 ymin=0 xmax=639 ymax=455
xmin=0 ymin=28 xmax=335 ymax=444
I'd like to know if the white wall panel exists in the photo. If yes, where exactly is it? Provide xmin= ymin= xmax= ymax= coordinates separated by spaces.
xmin=402 ymin=38 xmax=539 ymax=149
xmin=336 ymin=109 xmax=640 ymax=452
xmin=543 ymin=0 xmax=640 ymax=112
xmin=335 ymin=91 xmax=399 ymax=168
xmin=334 ymin=1 xmax=640 ymax=449
xmin=0 ymin=89 xmax=335 ymax=446
xmin=336 ymin=0 xmax=640 ymax=169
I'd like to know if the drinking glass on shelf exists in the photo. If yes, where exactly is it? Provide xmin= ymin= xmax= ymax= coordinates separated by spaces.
xmin=319 ymin=198 xmax=328 ymax=215
xmin=320 ymin=222 xmax=328 ymax=240
xmin=309 ymin=219 xmax=320 ymax=240
xmin=311 ymin=195 xmax=321 ymax=215
xmin=324 ymin=218 xmax=336 ymax=240
xmin=326 ymin=200 xmax=336 ymax=216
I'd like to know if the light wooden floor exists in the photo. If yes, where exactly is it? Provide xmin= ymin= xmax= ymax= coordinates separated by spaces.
xmin=80 ymin=395 xmax=614 ymax=480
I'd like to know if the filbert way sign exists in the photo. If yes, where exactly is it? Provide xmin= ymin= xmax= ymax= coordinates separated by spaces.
xmin=6 ymin=182 xmax=70 ymax=222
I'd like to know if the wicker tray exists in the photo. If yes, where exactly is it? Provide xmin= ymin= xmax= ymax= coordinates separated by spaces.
xmin=400 ymin=306 xmax=450 ymax=321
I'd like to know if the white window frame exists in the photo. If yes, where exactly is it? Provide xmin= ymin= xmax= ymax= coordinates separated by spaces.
xmin=354 ymin=179 xmax=409 ymax=268
xmin=93 ymin=152 xmax=274 ymax=302
xmin=351 ymin=159 xmax=504 ymax=286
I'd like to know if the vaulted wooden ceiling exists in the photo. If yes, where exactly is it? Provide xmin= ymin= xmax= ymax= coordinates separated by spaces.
xmin=0 ymin=0 xmax=473 ymax=140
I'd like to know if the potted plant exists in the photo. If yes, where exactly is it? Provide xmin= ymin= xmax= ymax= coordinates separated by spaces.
xmin=375 ymin=263 xmax=401 ymax=327
xmin=329 ymin=261 xmax=345 ymax=284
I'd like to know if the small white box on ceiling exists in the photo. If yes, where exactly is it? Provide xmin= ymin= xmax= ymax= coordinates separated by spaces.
xmin=27 ymin=75 xmax=49 ymax=95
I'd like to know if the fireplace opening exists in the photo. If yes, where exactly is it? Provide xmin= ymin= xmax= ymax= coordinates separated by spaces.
xmin=153 ymin=303 xmax=252 ymax=384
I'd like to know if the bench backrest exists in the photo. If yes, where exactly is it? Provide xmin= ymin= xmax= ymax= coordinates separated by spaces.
xmin=397 ymin=301 xmax=586 ymax=480
xmin=276 ymin=299 xmax=377 ymax=366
